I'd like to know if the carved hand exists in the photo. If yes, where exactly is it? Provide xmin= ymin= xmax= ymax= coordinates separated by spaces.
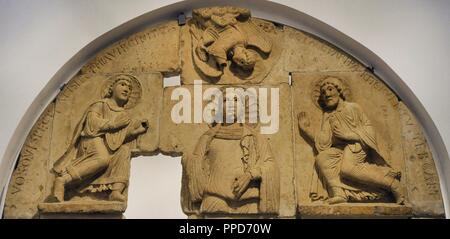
xmin=195 ymin=45 xmax=209 ymax=62
xmin=342 ymin=131 xmax=360 ymax=141
xmin=333 ymin=125 xmax=359 ymax=141
xmin=140 ymin=119 xmax=149 ymax=130
xmin=133 ymin=119 xmax=150 ymax=135
xmin=297 ymin=111 xmax=311 ymax=131
xmin=232 ymin=172 xmax=252 ymax=199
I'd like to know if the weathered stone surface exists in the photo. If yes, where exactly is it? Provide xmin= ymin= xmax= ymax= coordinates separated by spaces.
xmin=298 ymin=203 xmax=413 ymax=218
xmin=3 ymin=6 xmax=445 ymax=219
xmin=398 ymin=102 xmax=445 ymax=217
xmin=4 ymin=104 xmax=55 ymax=219
xmin=50 ymin=72 xmax=162 ymax=162
xmin=160 ymin=83 xmax=296 ymax=217
xmin=39 ymin=201 xmax=126 ymax=214
xmin=293 ymin=71 xmax=408 ymax=210
xmin=37 ymin=72 xmax=162 ymax=211
xmin=39 ymin=213 xmax=124 ymax=219
xmin=181 ymin=14 xmax=287 ymax=85
xmin=81 ymin=21 xmax=180 ymax=76
xmin=283 ymin=26 xmax=365 ymax=73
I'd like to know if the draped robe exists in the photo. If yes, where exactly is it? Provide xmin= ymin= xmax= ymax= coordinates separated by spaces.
xmin=181 ymin=124 xmax=279 ymax=215
xmin=53 ymin=99 xmax=136 ymax=194
xmin=310 ymin=101 xmax=395 ymax=202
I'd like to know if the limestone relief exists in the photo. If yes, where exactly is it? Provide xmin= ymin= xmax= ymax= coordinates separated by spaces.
xmin=297 ymin=77 xmax=405 ymax=205
xmin=3 ymin=6 xmax=445 ymax=219
xmin=182 ymin=7 xmax=284 ymax=85
xmin=37 ymin=74 xmax=154 ymax=214
xmin=181 ymin=90 xmax=280 ymax=218
xmin=51 ymin=75 xmax=148 ymax=202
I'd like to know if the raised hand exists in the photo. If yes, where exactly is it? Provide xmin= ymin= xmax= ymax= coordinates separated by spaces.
xmin=140 ymin=119 xmax=149 ymax=130
xmin=133 ymin=119 xmax=150 ymax=135
xmin=297 ymin=111 xmax=310 ymax=131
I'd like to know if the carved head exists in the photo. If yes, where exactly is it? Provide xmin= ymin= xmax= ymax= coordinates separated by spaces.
xmin=223 ymin=91 xmax=239 ymax=123
xmin=319 ymin=77 xmax=346 ymax=110
xmin=232 ymin=45 xmax=257 ymax=71
xmin=218 ymin=86 xmax=258 ymax=125
xmin=106 ymin=75 xmax=133 ymax=106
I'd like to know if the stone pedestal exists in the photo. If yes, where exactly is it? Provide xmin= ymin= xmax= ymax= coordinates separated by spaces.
xmin=298 ymin=203 xmax=413 ymax=219
xmin=38 ymin=201 xmax=126 ymax=219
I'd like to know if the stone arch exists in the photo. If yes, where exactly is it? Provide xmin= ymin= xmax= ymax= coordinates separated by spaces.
xmin=0 ymin=1 xmax=448 ymax=219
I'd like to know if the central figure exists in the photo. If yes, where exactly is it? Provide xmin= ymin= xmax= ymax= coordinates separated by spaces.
xmin=181 ymin=89 xmax=280 ymax=217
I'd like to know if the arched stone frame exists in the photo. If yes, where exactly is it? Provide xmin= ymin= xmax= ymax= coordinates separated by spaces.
xmin=0 ymin=0 xmax=448 ymax=218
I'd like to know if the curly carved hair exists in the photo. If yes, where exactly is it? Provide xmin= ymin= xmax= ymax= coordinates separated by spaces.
xmin=319 ymin=76 xmax=346 ymax=99
xmin=316 ymin=76 xmax=349 ymax=110
xmin=103 ymin=74 xmax=133 ymax=99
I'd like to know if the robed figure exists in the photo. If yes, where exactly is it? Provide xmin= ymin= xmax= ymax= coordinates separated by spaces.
xmin=298 ymin=77 xmax=405 ymax=204
xmin=51 ymin=75 xmax=149 ymax=202
xmin=181 ymin=90 xmax=280 ymax=217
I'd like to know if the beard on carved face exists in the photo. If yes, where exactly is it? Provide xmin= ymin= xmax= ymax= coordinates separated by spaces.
xmin=324 ymin=95 xmax=339 ymax=109
xmin=320 ymin=84 xmax=341 ymax=110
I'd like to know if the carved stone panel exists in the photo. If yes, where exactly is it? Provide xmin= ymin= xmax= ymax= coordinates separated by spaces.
xmin=398 ymin=102 xmax=444 ymax=217
xmin=283 ymin=26 xmax=365 ymax=73
xmin=160 ymin=83 xmax=296 ymax=218
xmin=49 ymin=72 xmax=162 ymax=160
xmin=4 ymin=104 xmax=55 ymax=219
xmin=292 ymin=72 xmax=412 ymax=217
xmin=180 ymin=7 xmax=286 ymax=85
xmin=80 ymin=21 xmax=180 ymax=76
xmin=2 ymin=6 xmax=445 ymax=219
xmin=40 ymin=72 xmax=162 ymax=215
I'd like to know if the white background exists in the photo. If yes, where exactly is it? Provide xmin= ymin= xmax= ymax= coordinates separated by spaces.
xmin=0 ymin=0 xmax=449 ymax=218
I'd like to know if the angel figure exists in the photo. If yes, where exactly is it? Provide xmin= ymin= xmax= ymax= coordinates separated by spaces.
xmin=190 ymin=7 xmax=273 ymax=78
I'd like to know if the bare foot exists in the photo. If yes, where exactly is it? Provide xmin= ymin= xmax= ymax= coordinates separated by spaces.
xmin=109 ymin=191 xmax=126 ymax=202
xmin=327 ymin=196 xmax=347 ymax=205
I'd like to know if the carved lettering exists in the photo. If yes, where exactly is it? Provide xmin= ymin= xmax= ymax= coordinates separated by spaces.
xmin=9 ymin=106 xmax=53 ymax=195
xmin=85 ymin=24 xmax=177 ymax=74
xmin=399 ymin=105 xmax=440 ymax=197
xmin=359 ymin=71 xmax=398 ymax=107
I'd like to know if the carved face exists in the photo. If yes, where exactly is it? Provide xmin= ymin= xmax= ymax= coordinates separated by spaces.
xmin=222 ymin=94 xmax=238 ymax=123
xmin=232 ymin=46 xmax=257 ymax=70
xmin=320 ymin=83 xmax=340 ymax=109
xmin=112 ymin=79 xmax=132 ymax=104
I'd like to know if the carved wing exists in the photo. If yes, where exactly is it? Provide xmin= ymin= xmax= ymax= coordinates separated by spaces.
xmin=189 ymin=23 xmax=223 ymax=78
xmin=240 ymin=20 xmax=273 ymax=54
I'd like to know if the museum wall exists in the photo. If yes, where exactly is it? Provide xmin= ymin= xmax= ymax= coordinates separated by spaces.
xmin=0 ymin=0 xmax=449 ymax=218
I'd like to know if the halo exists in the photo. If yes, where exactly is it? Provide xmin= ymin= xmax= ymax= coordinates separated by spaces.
xmin=311 ymin=76 xmax=351 ymax=109
xmin=101 ymin=74 xmax=142 ymax=109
